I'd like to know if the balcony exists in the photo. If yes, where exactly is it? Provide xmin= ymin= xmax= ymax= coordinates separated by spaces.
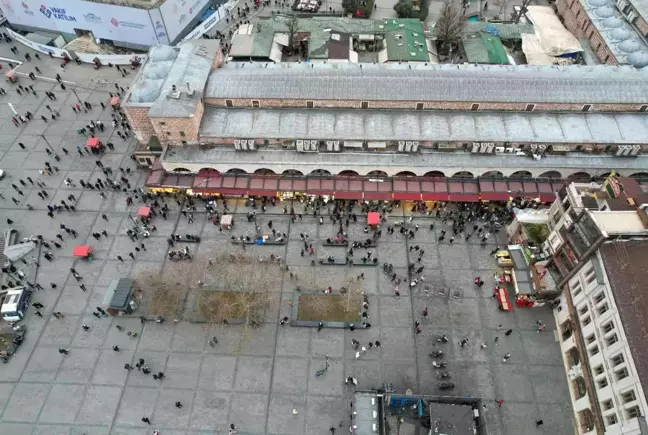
xmin=577 ymin=409 xmax=596 ymax=433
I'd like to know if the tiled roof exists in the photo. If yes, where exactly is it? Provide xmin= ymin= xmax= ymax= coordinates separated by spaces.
xmin=205 ymin=62 xmax=648 ymax=104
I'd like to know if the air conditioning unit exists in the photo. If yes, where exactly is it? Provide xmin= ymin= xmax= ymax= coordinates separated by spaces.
xmin=310 ymin=140 xmax=318 ymax=151
xmin=233 ymin=139 xmax=241 ymax=150
xmin=617 ymin=0 xmax=628 ymax=10
xmin=411 ymin=141 xmax=419 ymax=152
xmin=333 ymin=141 xmax=340 ymax=151
xmin=326 ymin=140 xmax=334 ymax=151
xmin=296 ymin=140 xmax=304 ymax=152
xmin=495 ymin=146 xmax=505 ymax=154
xmin=538 ymin=144 xmax=547 ymax=152
xmin=627 ymin=10 xmax=638 ymax=22
xmin=241 ymin=139 xmax=249 ymax=150
xmin=248 ymin=140 xmax=256 ymax=150
xmin=485 ymin=143 xmax=494 ymax=153
xmin=505 ymin=147 xmax=516 ymax=153
xmin=615 ymin=145 xmax=626 ymax=156
xmin=479 ymin=143 xmax=489 ymax=153
xmin=405 ymin=141 xmax=413 ymax=152
xmin=471 ymin=143 xmax=480 ymax=153
xmin=398 ymin=141 xmax=405 ymax=152
xmin=631 ymin=144 xmax=641 ymax=155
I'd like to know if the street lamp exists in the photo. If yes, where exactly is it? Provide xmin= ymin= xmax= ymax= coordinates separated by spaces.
xmin=40 ymin=134 xmax=60 ymax=161
xmin=72 ymin=89 xmax=82 ymax=104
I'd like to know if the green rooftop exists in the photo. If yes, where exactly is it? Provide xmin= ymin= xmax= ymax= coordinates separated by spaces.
xmin=462 ymin=33 xmax=509 ymax=64
xmin=382 ymin=18 xmax=429 ymax=62
xmin=427 ymin=21 xmax=535 ymax=40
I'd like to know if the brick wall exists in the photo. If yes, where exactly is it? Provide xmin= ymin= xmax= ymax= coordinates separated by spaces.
xmin=555 ymin=0 xmax=618 ymax=65
xmin=203 ymin=97 xmax=643 ymax=113
xmin=124 ymin=106 xmax=156 ymax=145
xmin=150 ymin=101 xmax=204 ymax=145
xmin=636 ymin=16 xmax=648 ymax=37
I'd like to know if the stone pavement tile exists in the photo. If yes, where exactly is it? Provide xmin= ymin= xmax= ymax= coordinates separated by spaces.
xmin=1 ymin=382 xmax=51 ymax=423
xmin=271 ymin=357 xmax=309 ymax=395
xmin=198 ymin=355 xmax=237 ymax=390
xmin=468 ymin=246 xmax=499 ymax=269
xmin=112 ymin=236 xmax=168 ymax=262
xmin=520 ymin=329 xmax=564 ymax=366
xmin=55 ymin=284 xmax=91 ymax=315
xmin=234 ymin=356 xmax=273 ymax=393
xmin=381 ymin=360 xmax=418 ymax=392
xmin=38 ymin=315 xmax=80 ymax=347
xmin=91 ymin=348 xmax=135 ymax=386
xmin=451 ymin=362 xmax=496 ymax=399
xmin=378 ymin=296 xmax=413 ymax=327
xmin=126 ymin=351 xmax=168 ymax=388
xmin=482 ymin=406 xmax=505 ymax=435
xmin=346 ymin=359 xmax=382 ymax=387
xmin=189 ymin=391 xmax=231 ymax=431
xmin=0 ymin=345 xmax=31 ymax=382
xmin=536 ymin=403 xmax=574 ymax=435
xmin=71 ymin=315 xmax=113 ymax=348
xmin=229 ymin=393 xmax=268 ymax=433
xmin=308 ymin=357 xmax=343 ymax=396
xmin=57 ymin=348 xmax=100 ymax=383
xmin=485 ymin=328 xmax=526 ymax=364
xmin=377 ymin=242 xmax=408 ymax=268
xmin=406 ymin=243 xmax=440 ymax=269
xmin=103 ymin=317 xmax=144 ymax=350
xmin=480 ymin=298 xmax=518 ymax=329
xmin=499 ymin=402 xmax=545 ymax=435
xmin=38 ymin=384 xmax=86 ymax=424
xmin=171 ymin=322 xmax=208 ymax=353
xmin=76 ymin=191 xmax=106 ymax=212
xmin=32 ymin=425 xmax=72 ymax=435
xmin=238 ymin=324 xmax=278 ymax=357
xmin=305 ymin=396 xmax=341 ymax=434
xmin=21 ymin=346 xmax=65 ymax=382
xmin=379 ymin=327 xmax=416 ymax=361
xmin=137 ymin=321 xmax=175 ymax=352
xmin=163 ymin=353 xmax=201 ymax=390
xmin=412 ymin=296 xmax=449 ymax=328
xmin=310 ymin=329 xmax=345 ymax=358
xmin=0 ymin=383 xmax=16 ymax=416
xmin=152 ymin=388 xmax=194 ymax=429
xmin=275 ymin=325 xmax=310 ymax=357
xmin=203 ymin=325 xmax=244 ymax=355
xmin=114 ymin=387 xmax=160 ymax=427
xmin=0 ymin=151 xmax=30 ymax=169
xmin=0 ymin=423 xmax=35 ymax=435
xmin=448 ymin=298 xmax=483 ymax=329
xmin=492 ymin=364 xmax=537 ymax=402
xmin=438 ymin=244 xmax=472 ymax=270
xmin=267 ymin=394 xmax=306 ymax=435
xmin=377 ymin=267 xmax=408 ymax=296
xmin=527 ymin=365 xmax=572 ymax=404
xmin=73 ymin=428 xmax=118 ymax=435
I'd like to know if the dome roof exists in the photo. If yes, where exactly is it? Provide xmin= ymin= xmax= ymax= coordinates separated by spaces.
xmin=594 ymin=6 xmax=616 ymax=18
xmin=618 ymin=39 xmax=643 ymax=53
xmin=601 ymin=17 xmax=624 ymax=28
xmin=149 ymin=45 xmax=178 ymax=63
xmin=609 ymin=28 xmax=631 ymax=41
xmin=130 ymin=80 xmax=163 ymax=103
xmin=627 ymin=51 xmax=648 ymax=68
xmin=586 ymin=0 xmax=611 ymax=7
xmin=143 ymin=61 xmax=172 ymax=80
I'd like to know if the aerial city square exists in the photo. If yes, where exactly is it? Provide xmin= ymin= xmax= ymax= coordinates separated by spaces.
xmin=0 ymin=0 xmax=647 ymax=434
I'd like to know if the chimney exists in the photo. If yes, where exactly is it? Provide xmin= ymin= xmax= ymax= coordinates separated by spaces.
xmin=172 ymin=84 xmax=177 ymax=92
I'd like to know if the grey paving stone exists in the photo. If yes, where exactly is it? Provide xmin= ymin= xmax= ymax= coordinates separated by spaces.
xmin=2 ymin=383 xmax=51 ymax=423
xmin=234 ymin=357 xmax=273 ymax=393
xmin=271 ymin=357 xmax=309 ymax=395
xmin=21 ymin=346 xmax=65 ymax=382
xmin=114 ymin=387 xmax=160 ymax=427
xmin=190 ymin=391 xmax=231 ymax=430
xmin=56 ymin=348 xmax=100 ymax=383
xmin=267 ymin=395 xmax=307 ymax=435
xmin=198 ymin=355 xmax=237 ymax=390
xmin=152 ymin=388 xmax=194 ymax=429
xmin=163 ymin=353 xmax=202 ymax=390
xmin=91 ymin=349 xmax=135 ymax=386
xmin=39 ymin=384 xmax=86 ymax=424
xmin=75 ymin=386 xmax=123 ymax=425
xmin=229 ymin=393 xmax=268 ymax=433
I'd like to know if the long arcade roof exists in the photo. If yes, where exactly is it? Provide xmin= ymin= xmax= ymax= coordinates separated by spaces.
xmin=205 ymin=62 xmax=648 ymax=104
xmin=199 ymin=107 xmax=648 ymax=144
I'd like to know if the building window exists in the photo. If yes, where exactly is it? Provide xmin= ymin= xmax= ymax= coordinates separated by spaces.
xmin=601 ymin=399 xmax=613 ymax=410
xmin=611 ymin=353 xmax=625 ymax=367
xmin=181 ymin=141 xmax=187 ymax=145
xmin=572 ymin=283 xmax=582 ymax=297
xmin=525 ymin=104 xmax=536 ymax=112
xmin=578 ymin=305 xmax=589 ymax=316
xmin=606 ymin=414 xmax=618 ymax=426
xmin=586 ymin=334 xmax=596 ymax=344
xmin=159 ymin=121 xmax=167 ymax=126
xmin=594 ymin=365 xmax=604 ymax=376
xmin=582 ymin=104 xmax=592 ymax=112
xmin=166 ymin=132 xmax=171 ymax=136
xmin=621 ymin=390 xmax=637 ymax=404
xmin=179 ymin=131 xmax=185 ymax=137
xmin=416 ymin=103 xmax=424 ymax=110
xmin=226 ymin=99 xmax=233 ymax=107
xmin=640 ymin=105 xmax=648 ymax=112
xmin=597 ymin=377 xmax=608 ymax=389
xmin=605 ymin=334 xmax=618 ymax=347
xmin=594 ymin=292 xmax=605 ymax=304
xmin=471 ymin=103 xmax=480 ymax=111
xmin=582 ymin=315 xmax=592 ymax=326
xmin=589 ymin=345 xmax=600 ymax=357
xmin=307 ymin=101 xmax=314 ymax=108
xmin=252 ymin=100 xmax=260 ymax=108
xmin=361 ymin=101 xmax=369 ymax=109
xmin=597 ymin=303 xmax=609 ymax=316
xmin=626 ymin=406 xmax=641 ymax=419
xmin=586 ymin=269 xmax=597 ymax=285
xmin=615 ymin=367 xmax=629 ymax=381
xmin=601 ymin=321 xmax=614 ymax=334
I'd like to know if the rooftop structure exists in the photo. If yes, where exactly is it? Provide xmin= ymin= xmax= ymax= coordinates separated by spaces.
xmin=381 ymin=18 xmax=429 ymax=62
xmin=204 ymin=62 xmax=648 ymax=104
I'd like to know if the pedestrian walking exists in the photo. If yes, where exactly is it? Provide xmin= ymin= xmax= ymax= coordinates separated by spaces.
xmin=505 ymin=329 xmax=513 ymax=336
xmin=535 ymin=420 xmax=544 ymax=426
xmin=128 ymin=252 xmax=135 ymax=260
xmin=58 ymin=348 xmax=69 ymax=355
xmin=112 ymin=345 xmax=120 ymax=352
xmin=117 ymin=255 xmax=123 ymax=262
xmin=142 ymin=417 xmax=151 ymax=425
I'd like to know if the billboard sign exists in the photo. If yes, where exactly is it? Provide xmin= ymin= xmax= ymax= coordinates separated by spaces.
xmin=159 ymin=0 xmax=210 ymax=42
xmin=1 ymin=0 xmax=161 ymax=46
xmin=147 ymin=6 xmax=170 ymax=45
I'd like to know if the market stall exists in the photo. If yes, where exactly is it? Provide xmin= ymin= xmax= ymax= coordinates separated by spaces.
xmin=103 ymin=278 xmax=137 ymax=316
xmin=109 ymin=96 xmax=120 ymax=110
xmin=138 ymin=206 xmax=151 ymax=222
xmin=72 ymin=244 xmax=93 ymax=261
xmin=86 ymin=137 xmax=105 ymax=154
xmin=220 ymin=214 xmax=233 ymax=230
xmin=495 ymin=287 xmax=512 ymax=311
xmin=367 ymin=211 xmax=380 ymax=228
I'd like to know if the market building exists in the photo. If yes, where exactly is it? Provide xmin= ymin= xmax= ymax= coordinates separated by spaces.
xmin=542 ymin=177 xmax=648 ymax=434
xmin=0 ymin=0 xmax=216 ymax=49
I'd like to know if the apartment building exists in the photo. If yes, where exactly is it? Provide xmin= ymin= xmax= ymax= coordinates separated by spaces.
xmin=545 ymin=178 xmax=648 ymax=434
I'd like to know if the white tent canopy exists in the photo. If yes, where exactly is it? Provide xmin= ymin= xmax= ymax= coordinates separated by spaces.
xmin=526 ymin=6 xmax=583 ymax=57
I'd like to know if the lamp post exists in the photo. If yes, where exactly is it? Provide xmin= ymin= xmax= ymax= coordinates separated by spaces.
xmin=40 ymin=134 xmax=60 ymax=161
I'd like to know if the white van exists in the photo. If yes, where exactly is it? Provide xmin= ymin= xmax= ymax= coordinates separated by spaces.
xmin=1 ymin=287 xmax=31 ymax=322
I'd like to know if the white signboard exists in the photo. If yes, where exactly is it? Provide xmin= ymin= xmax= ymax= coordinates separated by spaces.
xmin=182 ymin=9 xmax=220 ymax=41
xmin=0 ymin=0 xmax=159 ymax=46
xmin=6 ymin=28 xmax=70 ymax=57
xmin=148 ymin=7 xmax=170 ymax=45
xmin=159 ymin=0 xmax=211 ymax=42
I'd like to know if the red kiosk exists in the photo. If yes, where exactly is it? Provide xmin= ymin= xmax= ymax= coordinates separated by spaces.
xmin=367 ymin=212 xmax=380 ymax=228
xmin=495 ymin=287 xmax=512 ymax=312
xmin=109 ymin=96 xmax=120 ymax=109
xmin=87 ymin=137 xmax=105 ymax=154
xmin=138 ymin=206 xmax=151 ymax=222
xmin=73 ymin=244 xmax=93 ymax=261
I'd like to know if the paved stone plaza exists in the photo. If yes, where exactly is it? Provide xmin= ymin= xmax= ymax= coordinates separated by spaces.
xmin=0 ymin=38 xmax=574 ymax=435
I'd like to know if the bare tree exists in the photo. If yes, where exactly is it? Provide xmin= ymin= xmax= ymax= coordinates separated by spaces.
xmin=435 ymin=0 xmax=465 ymax=57
xmin=286 ymin=13 xmax=299 ymax=56
xmin=136 ymin=262 xmax=191 ymax=318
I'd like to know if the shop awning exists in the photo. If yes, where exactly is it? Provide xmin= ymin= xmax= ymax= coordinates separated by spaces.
xmin=247 ymin=176 xmax=278 ymax=196
xmin=367 ymin=212 xmax=380 ymax=226
xmin=306 ymin=178 xmax=335 ymax=195
xmin=393 ymin=179 xmax=422 ymax=201
xmin=364 ymin=181 xmax=392 ymax=200
xmin=334 ymin=178 xmax=363 ymax=199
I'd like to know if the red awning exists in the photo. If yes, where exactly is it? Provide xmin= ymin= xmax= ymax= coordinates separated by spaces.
xmin=449 ymin=194 xmax=480 ymax=202
xmin=73 ymin=245 xmax=91 ymax=257
xmin=87 ymin=137 xmax=100 ymax=147
xmin=539 ymin=193 xmax=556 ymax=203
xmin=367 ymin=212 xmax=380 ymax=226
xmin=137 ymin=206 xmax=151 ymax=217
xmin=393 ymin=192 xmax=422 ymax=200
xmin=109 ymin=96 xmax=120 ymax=106
xmin=146 ymin=170 xmax=164 ymax=187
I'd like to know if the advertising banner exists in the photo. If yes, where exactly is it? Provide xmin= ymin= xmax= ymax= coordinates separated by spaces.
xmin=182 ymin=9 xmax=220 ymax=41
xmin=147 ymin=7 xmax=170 ymax=46
xmin=159 ymin=0 xmax=211 ymax=42
xmin=6 ymin=27 xmax=71 ymax=57
xmin=1 ymin=0 xmax=159 ymax=46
